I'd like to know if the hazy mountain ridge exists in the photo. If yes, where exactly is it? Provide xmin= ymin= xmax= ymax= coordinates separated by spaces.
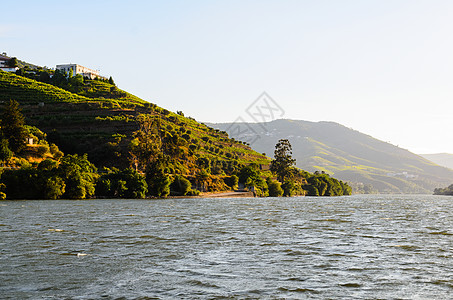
xmin=419 ymin=153 xmax=453 ymax=170
xmin=210 ymin=119 xmax=453 ymax=193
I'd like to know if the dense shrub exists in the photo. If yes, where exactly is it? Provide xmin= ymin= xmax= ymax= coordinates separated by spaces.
xmin=267 ymin=178 xmax=283 ymax=197
xmin=146 ymin=160 xmax=171 ymax=198
xmin=0 ymin=139 xmax=13 ymax=161
xmin=96 ymin=168 xmax=147 ymax=198
xmin=170 ymin=175 xmax=192 ymax=196
xmin=224 ymin=175 xmax=239 ymax=190
xmin=58 ymin=154 xmax=97 ymax=199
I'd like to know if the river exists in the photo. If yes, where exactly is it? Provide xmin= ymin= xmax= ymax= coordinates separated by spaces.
xmin=1 ymin=195 xmax=452 ymax=299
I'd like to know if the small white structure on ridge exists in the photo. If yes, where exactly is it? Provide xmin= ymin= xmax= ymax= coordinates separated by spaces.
xmin=55 ymin=64 xmax=100 ymax=79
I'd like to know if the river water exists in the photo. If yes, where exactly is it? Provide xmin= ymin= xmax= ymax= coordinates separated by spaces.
xmin=1 ymin=195 xmax=453 ymax=299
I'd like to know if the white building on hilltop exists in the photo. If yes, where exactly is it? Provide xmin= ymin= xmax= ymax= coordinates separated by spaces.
xmin=0 ymin=54 xmax=19 ymax=72
xmin=55 ymin=64 xmax=101 ymax=79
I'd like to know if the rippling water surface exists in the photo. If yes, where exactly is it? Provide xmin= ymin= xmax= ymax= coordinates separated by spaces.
xmin=1 ymin=195 xmax=453 ymax=299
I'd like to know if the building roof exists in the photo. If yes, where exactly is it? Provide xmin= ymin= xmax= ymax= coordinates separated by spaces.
xmin=56 ymin=63 xmax=76 ymax=66
xmin=0 ymin=54 xmax=10 ymax=61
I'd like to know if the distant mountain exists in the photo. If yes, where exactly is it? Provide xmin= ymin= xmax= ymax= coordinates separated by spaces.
xmin=210 ymin=119 xmax=453 ymax=194
xmin=419 ymin=153 xmax=453 ymax=170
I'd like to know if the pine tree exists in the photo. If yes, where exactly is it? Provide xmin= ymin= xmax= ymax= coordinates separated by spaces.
xmin=270 ymin=139 xmax=296 ymax=183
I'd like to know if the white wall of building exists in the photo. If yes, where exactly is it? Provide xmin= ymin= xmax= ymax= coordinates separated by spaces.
xmin=56 ymin=64 xmax=100 ymax=79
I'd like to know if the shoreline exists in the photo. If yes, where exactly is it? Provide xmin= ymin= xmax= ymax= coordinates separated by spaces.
xmin=168 ymin=190 xmax=255 ymax=199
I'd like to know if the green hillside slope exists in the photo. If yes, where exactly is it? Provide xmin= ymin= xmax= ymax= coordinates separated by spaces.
xmin=0 ymin=71 xmax=268 ymax=178
xmin=0 ymin=71 xmax=145 ymax=106
xmin=211 ymin=119 xmax=453 ymax=193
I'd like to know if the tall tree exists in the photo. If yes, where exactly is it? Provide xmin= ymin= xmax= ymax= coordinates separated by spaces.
xmin=130 ymin=114 xmax=163 ymax=171
xmin=270 ymin=139 xmax=296 ymax=183
xmin=0 ymin=100 xmax=27 ymax=153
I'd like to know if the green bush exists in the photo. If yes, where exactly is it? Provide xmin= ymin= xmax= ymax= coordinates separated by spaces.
xmin=37 ymin=144 xmax=50 ymax=156
xmin=148 ymin=173 xmax=171 ymax=197
xmin=44 ymin=176 xmax=66 ymax=200
xmin=170 ymin=175 xmax=192 ymax=196
xmin=0 ymin=139 xmax=13 ymax=161
xmin=267 ymin=178 xmax=283 ymax=197
xmin=58 ymin=154 xmax=97 ymax=199
xmin=282 ymin=180 xmax=296 ymax=197
xmin=146 ymin=160 xmax=171 ymax=198
xmin=95 ymin=168 xmax=148 ymax=198
xmin=224 ymin=175 xmax=239 ymax=190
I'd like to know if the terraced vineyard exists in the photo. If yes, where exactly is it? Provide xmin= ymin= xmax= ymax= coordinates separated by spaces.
xmin=0 ymin=71 xmax=89 ymax=103
xmin=0 ymin=71 xmax=269 ymax=174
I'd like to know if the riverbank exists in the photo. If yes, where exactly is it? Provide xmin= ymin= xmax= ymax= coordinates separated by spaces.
xmin=199 ymin=191 xmax=255 ymax=198
xmin=168 ymin=190 xmax=255 ymax=199
xmin=0 ymin=190 xmax=256 ymax=200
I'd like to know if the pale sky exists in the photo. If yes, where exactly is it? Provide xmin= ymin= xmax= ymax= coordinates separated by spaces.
xmin=3 ymin=0 xmax=453 ymax=154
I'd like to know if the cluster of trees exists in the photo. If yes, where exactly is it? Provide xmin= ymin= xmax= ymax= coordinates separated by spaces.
xmin=2 ymin=154 xmax=96 ymax=199
xmin=0 ymin=102 xmax=241 ymax=199
xmin=238 ymin=139 xmax=351 ymax=197
xmin=0 ymin=100 xmax=63 ymax=162
xmin=0 ymin=99 xmax=351 ymax=199
xmin=0 ymin=137 xmax=351 ymax=200
xmin=237 ymin=165 xmax=284 ymax=197
xmin=15 ymin=67 xmax=85 ymax=94
xmin=434 ymin=184 xmax=453 ymax=196
xmin=7 ymin=57 xmax=18 ymax=68
xmin=15 ymin=66 xmax=117 ymax=96
xmin=0 ymin=153 xmax=202 ymax=200
xmin=304 ymin=171 xmax=352 ymax=196
xmin=0 ymin=100 xmax=28 ymax=156
xmin=0 ymin=103 xmax=191 ymax=200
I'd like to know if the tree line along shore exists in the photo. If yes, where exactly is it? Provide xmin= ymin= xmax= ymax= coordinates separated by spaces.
xmin=0 ymin=99 xmax=351 ymax=200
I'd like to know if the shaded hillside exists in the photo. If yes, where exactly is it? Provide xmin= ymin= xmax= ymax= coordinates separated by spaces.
xmin=420 ymin=153 xmax=453 ymax=170
xmin=210 ymin=119 xmax=453 ymax=193
xmin=0 ymin=71 xmax=268 ymax=176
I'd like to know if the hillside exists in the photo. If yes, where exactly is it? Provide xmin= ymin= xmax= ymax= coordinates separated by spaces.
xmin=419 ymin=153 xmax=453 ymax=170
xmin=0 ymin=71 xmax=268 ymax=179
xmin=0 ymin=66 xmax=355 ymax=198
xmin=210 ymin=119 xmax=453 ymax=193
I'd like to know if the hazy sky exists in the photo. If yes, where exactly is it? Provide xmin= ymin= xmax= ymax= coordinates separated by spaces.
xmin=3 ymin=0 xmax=453 ymax=154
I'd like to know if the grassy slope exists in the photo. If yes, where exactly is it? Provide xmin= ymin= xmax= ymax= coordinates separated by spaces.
xmin=0 ymin=71 xmax=268 ymax=172
xmin=210 ymin=119 xmax=453 ymax=193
